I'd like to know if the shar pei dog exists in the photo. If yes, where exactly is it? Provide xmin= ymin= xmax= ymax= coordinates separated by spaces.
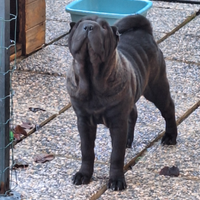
xmin=66 ymin=15 xmax=177 ymax=190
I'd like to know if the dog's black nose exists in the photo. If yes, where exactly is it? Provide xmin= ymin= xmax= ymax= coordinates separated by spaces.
xmin=84 ymin=25 xmax=93 ymax=31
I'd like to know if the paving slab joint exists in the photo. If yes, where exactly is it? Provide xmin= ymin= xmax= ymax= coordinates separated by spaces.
xmin=13 ymin=102 xmax=71 ymax=146
xmin=45 ymin=32 xmax=69 ymax=46
xmin=165 ymin=57 xmax=200 ymax=66
xmin=15 ymin=69 xmax=67 ymax=77
xmin=154 ymin=0 xmax=200 ymax=4
xmin=157 ymin=10 xmax=199 ymax=44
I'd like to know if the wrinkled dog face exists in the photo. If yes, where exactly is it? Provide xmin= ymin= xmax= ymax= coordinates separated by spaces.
xmin=68 ymin=16 xmax=119 ymax=66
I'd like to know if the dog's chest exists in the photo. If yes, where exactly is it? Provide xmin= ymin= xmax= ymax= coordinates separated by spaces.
xmin=84 ymin=95 xmax=106 ymax=114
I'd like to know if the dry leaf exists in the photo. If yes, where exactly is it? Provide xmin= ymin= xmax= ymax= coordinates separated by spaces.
xmin=159 ymin=166 xmax=180 ymax=177
xmin=21 ymin=121 xmax=35 ymax=130
xmin=34 ymin=153 xmax=55 ymax=163
xmin=14 ymin=125 xmax=28 ymax=140
xmin=29 ymin=107 xmax=46 ymax=113
xmin=13 ymin=159 xmax=29 ymax=169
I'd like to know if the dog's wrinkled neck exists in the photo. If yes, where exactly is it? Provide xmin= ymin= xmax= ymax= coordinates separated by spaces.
xmin=72 ymin=50 xmax=118 ymax=100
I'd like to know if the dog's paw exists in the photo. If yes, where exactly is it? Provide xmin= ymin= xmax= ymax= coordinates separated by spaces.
xmin=107 ymin=177 xmax=127 ymax=191
xmin=161 ymin=133 xmax=177 ymax=145
xmin=72 ymin=172 xmax=91 ymax=185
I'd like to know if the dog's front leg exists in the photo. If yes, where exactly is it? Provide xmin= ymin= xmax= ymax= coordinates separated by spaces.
xmin=72 ymin=116 xmax=97 ymax=185
xmin=108 ymin=119 xmax=128 ymax=191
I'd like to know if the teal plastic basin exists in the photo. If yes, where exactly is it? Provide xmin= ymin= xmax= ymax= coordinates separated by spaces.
xmin=65 ymin=0 xmax=153 ymax=25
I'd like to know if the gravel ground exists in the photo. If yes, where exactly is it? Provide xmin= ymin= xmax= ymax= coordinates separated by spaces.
xmin=45 ymin=0 xmax=73 ymax=44
xmin=11 ymin=71 xmax=70 ymax=128
xmin=46 ymin=21 xmax=70 ymax=44
xmin=147 ymin=7 xmax=195 ymax=33
xmin=16 ymin=45 xmax=72 ymax=75
xmin=152 ymin=1 xmax=200 ymax=11
xmin=159 ymin=15 xmax=200 ymax=63
xmin=166 ymin=61 xmax=200 ymax=117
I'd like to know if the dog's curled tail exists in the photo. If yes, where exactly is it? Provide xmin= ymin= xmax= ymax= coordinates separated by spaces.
xmin=114 ymin=14 xmax=152 ymax=35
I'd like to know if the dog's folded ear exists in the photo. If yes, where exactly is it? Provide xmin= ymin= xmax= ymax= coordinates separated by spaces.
xmin=70 ymin=22 xmax=76 ymax=28
xmin=111 ymin=26 xmax=120 ymax=49
xmin=69 ymin=22 xmax=76 ymax=32
xmin=111 ymin=26 xmax=120 ymax=36
xmin=111 ymin=26 xmax=120 ymax=44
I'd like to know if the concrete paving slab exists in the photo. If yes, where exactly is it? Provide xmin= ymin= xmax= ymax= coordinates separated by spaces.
xmin=177 ymin=15 xmax=200 ymax=37
xmin=152 ymin=1 xmax=200 ymax=11
xmin=100 ymin=169 xmax=200 ymax=200
xmin=16 ymin=45 xmax=72 ymax=75
xmin=159 ymin=16 xmax=200 ymax=63
xmin=46 ymin=0 xmax=73 ymax=22
xmin=147 ymin=7 xmax=195 ymax=33
xmin=136 ymin=110 xmax=200 ymax=178
xmin=45 ymin=0 xmax=73 ymax=44
xmin=11 ymin=71 xmax=70 ymax=127
xmin=166 ymin=60 xmax=200 ymax=117
xmin=160 ymin=35 xmax=200 ymax=63
xmin=100 ymin=108 xmax=200 ymax=200
xmin=46 ymin=20 xmax=70 ymax=44
xmin=153 ymin=31 xmax=166 ymax=42
xmin=53 ymin=35 xmax=69 ymax=47
xmin=12 ymin=157 xmax=108 ymax=200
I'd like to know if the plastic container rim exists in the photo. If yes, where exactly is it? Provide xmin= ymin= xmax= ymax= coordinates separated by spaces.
xmin=65 ymin=0 xmax=153 ymax=19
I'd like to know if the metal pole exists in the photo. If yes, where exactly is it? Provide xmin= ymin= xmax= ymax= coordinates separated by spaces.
xmin=0 ymin=0 xmax=10 ymax=194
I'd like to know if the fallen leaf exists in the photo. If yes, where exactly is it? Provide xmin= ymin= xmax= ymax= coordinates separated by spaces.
xmin=34 ymin=153 xmax=55 ymax=163
xmin=29 ymin=107 xmax=46 ymax=113
xmin=159 ymin=166 xmax=180 ymax=177
xmin=21 ymin=121 xmax=35 ymax=130
xmin=168 ymin=166 xmax=180 ymax=177
xmin=12 ymin=159 xmax=29 ymax=169
xmin=13 ymin=125 xmax=28 ymax=140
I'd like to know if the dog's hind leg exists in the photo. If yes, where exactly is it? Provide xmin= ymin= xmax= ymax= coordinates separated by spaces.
xmin=143 ymin=74 xmax=177 ymax=145
xmin=126 ymin=105 xmax=138 ymax=148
